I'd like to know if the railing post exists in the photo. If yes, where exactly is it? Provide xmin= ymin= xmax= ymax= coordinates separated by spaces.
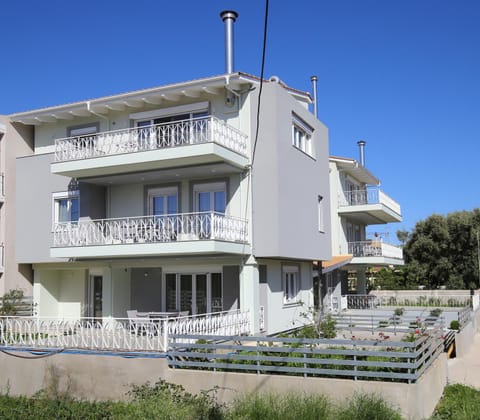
xmin=163 ymin=319 xmax=168 ymax=352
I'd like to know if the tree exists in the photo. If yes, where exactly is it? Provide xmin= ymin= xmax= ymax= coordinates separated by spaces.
xmin=402 ymin=209 xmax=480 ymax=289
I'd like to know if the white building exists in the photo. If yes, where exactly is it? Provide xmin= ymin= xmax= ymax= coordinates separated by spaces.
xmin=321 ymin=142 xmax=403 ymax=312
xmin=9 ymin=12 xmax=331 ymax=336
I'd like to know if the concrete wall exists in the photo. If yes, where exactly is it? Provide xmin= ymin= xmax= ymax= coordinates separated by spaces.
xmin=455 ymin=308 xmax=480 ymax=357
xmin=0 ymin=350 xmax=447 ymax=420
xmin=252 ymin=82 xmax=331 ymax=262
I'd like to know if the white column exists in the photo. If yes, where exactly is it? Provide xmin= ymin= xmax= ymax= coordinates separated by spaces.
xmin=240 ymin=255 xmax=260 ymax=334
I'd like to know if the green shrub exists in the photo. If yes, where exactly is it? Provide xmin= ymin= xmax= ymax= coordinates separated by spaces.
xmin=336 ymin=393 xmax=402 ymax=420
xmin=393 ymin=307 xmax=404 ymax=317
xmin=319 ymin=314 xmax=337 ymax=339
xmin=430 ymin=308 xmax=443 ymax=317
xmin=450 ymin=320 xmax=460 ymax=330
xmin=0 ymin=289 xmax=25 ymax=316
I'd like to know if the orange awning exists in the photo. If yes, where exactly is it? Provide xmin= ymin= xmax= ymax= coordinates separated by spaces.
xmin=321 ymin=255 xmax=353 ymax=273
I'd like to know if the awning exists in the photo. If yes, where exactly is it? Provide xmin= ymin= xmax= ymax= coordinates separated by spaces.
xmin=321 ymin=255 xmax=353 ymax=274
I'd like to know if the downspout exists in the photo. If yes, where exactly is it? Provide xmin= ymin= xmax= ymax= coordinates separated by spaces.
xmin=86 ymin=101 xmax=110 ymax=130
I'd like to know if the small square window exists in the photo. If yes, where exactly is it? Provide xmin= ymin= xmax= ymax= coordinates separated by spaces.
xmin=292 ymin=114 xmax=313 ymax=157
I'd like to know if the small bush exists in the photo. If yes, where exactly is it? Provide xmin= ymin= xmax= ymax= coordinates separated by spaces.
xmin=336 ymin=393 xmax=402 ymax=420
xmin=0 ymin=289 xmax=25 ymax=316
xmin=430 ymin=308 xmax=443 ymax=317
xmin=450 ymin=320 xmax=460 ymax=330
xmin=393 ymin=307 xmax=404 ymax=317
xmin=319 ymin=314 xmax=337 ymax=339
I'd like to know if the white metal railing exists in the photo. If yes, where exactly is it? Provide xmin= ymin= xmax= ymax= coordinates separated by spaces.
xmin=339 ymin=187 xmax=401 ymax=215
xmin=54 ymin=116 xmax=248 ymax=162
xmin=347 ymin=241 xmax=403 ymax=259
xmin=346 ymin=293 xmax=472 ymax=309
xmin=53 ymin=212 xmax=248 ymax=247
xmin=0 ymin=310 xmax=251 ymax=353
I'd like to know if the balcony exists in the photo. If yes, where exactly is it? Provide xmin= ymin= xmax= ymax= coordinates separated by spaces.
xmin=338 ymin=187 xmax=402 ymax=224
xmin=51 ymin=212 xmax=250 ymax=258
xmin=51 ymin=117 xmax=249 ymax=178
xmin=348 ymin=241 xmax=404 ymax=266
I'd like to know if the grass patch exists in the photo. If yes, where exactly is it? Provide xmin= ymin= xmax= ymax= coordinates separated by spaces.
xmin=431 ymin=384 xmax=480 ymax=420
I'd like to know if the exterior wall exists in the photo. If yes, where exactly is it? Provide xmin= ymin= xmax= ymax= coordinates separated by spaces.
xmin=252 ymin=82 xmax=331 ymax=261
xmin=0 ymin=117 xmax=34 ymax=296
xmin=259 ymin=259 xmax=314 ymax=335
xmin=16 ymin=153 xmax=71 ymax=263
xmin=111 ymin=267 xmax=131 ymax=318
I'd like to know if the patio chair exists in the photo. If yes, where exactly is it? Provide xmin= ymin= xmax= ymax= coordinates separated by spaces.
xmin=127 ymin=310 xmax=154 ymax=336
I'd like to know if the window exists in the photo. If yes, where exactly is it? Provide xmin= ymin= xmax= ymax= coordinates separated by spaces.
xmin=283 ymin=265 xmax=299 ymax=304
xmin=292 ymin=114 xmax=313 ymax=156
xmin=193 ymin=182 xmax=226 ymax=214
xmin=147 ymin=186 xmax=178 ymax=216
xmin=53 ymin=191 xmax=79 ymax=224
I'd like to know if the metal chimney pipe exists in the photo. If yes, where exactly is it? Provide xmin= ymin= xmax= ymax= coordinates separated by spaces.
xmin=310 ymin=76 xmax=318 ymax=118
xmin=357 ymin=140 xmax=366 ymax=166
xmin=220 ymin=10 xmax=238 ymax=74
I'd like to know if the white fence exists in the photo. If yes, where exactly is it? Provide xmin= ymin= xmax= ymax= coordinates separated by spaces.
xmin=0 ymin=310 xmax=251 ymax=353
xmin=346 ymin=293 xmax=472 ymax=309
xmin=53 ymin=212 xmax=248 ymax=247
xmin=54 ymin=116 xmax=248 ymax=162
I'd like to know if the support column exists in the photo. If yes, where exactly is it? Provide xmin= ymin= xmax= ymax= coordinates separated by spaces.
xmin=240 ymin=255 xmax=260 ymax=334
xmin=102 ymin=267 xmax=113 ymax=319
xmin=357 ymin=269 xmax=367 ymax=295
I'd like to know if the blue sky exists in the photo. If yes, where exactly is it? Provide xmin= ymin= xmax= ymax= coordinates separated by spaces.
xmin=1 ymin=1 xmax=479 ymax=238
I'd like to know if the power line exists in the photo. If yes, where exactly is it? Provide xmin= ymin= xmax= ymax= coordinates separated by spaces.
xmin=251 ymin=0 xmax=269 ymax=166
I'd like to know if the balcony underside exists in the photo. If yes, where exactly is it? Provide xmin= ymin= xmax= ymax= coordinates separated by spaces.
xmin=338 ymin=204 xmax=402 ymax=224
xmin=51 ymin=240 xmax=251 ymax=259
xmin=51 ymin=143 xmax=249 ymax=178
xmin=349 ymin=256 xmax=405 ymax=268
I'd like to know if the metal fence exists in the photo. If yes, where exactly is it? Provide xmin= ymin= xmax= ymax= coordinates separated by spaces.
xmin=345 ymin=294 xmax=472 ymax=309
xmin=168 ymin=331 xmax=444 ymax=384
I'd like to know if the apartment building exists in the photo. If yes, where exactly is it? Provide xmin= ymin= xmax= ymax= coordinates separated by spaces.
xmin=8 ymin=9 xmax=331 ymax=335
xmin=321 ymin=142 xmax=403 ymax=312
xmin=0 ymin=116 xmax=34 ymax=296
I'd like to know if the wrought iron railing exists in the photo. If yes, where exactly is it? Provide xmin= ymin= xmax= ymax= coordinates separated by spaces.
xmin=345 ymin=293 xmax=472 ymax=309
xmin=54 ymin=116 xmax=248 ymax=162
xmin=347 ymin=241 xmax=403 ymax=259
xmin=0 ymin=310 xmax=251 ymax=353
xmin=339 ymin=187 xmax=401 ymax=215
xmin=53 ymin=212 xmax=248 ymax=247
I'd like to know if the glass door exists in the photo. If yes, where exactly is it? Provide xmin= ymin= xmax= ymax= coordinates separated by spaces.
xmin=179 ymin=275 xmax=193 ymax=314
xmin=196 ymin=274 xmax=208 ymax=314
xmin=86 ymin=275 xmax=102 ymax=320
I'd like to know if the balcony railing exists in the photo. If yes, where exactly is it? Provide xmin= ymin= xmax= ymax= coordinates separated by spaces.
xmin=347 ymin=241 xmax=403 ymax=259
xmin=0 ymin=310 xmax=251 ymax=353
xmin=54 ymin=116 xmax=248 ymax=162
xmin=53 ymin=212 xmax=248 ymax=248
xmin=339 ymin=187 xmax=401 ymax=215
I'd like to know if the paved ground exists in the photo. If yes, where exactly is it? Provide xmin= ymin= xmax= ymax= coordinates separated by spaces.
xmin=448 ymin=332 xmax=480 ymax=388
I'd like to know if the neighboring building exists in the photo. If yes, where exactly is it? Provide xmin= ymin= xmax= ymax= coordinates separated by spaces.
xmin=320 ymin=142 xmax=403 ymax=312
xmin=0 ymin=116 xmax=34 ymax=297
xmin=9 ymin=66 xmax=331 ymax=334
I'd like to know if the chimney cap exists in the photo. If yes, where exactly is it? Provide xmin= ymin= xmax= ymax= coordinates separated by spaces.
xmin=310 ymin=75 xmax=318 ymax=81
xmin=357 ymin=140 xmax=366 ymax=146
xmin=220 ymin=10 xmax=238 ymax=21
